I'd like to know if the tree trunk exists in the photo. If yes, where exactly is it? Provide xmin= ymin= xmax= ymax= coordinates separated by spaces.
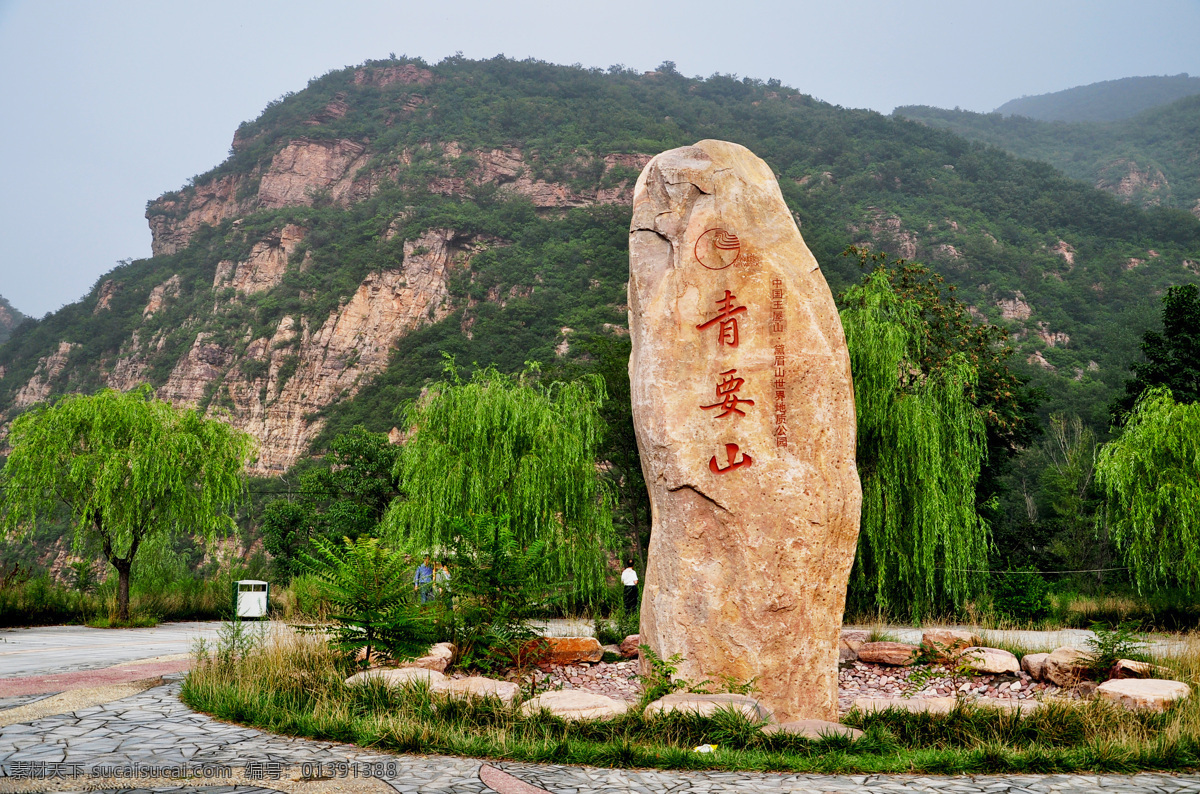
xmin=113 ymin=558 xmax=132 ymax=623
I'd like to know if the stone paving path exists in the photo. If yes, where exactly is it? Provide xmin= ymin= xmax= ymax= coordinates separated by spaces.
xmin=3 ymin=678 xmax=1200 ymax=793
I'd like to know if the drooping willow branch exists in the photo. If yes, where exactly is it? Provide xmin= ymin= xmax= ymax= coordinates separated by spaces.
xmin=841 ymin=268 xmax=988 ymax=619
xmin=1095 ymin=386 xmax=1200 ymax=594
xmin=384 ymin=364 xmax=616 ymax=603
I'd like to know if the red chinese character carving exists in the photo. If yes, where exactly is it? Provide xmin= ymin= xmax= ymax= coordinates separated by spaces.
xmin=709 ymin=443 xmax=752 ymax=474
xmin=700 ymin=368 xmax=755 ymax=418
xmin=696 ymin=290 xmax=747 ymax=347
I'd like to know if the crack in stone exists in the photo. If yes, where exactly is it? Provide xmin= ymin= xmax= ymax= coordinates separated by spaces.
xmin=667 ymin=483 xmax=730 ymax=513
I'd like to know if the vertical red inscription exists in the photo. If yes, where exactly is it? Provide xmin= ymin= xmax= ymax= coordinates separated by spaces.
xmin=696 ymin=290 xmax=747 ymax=348
xmin=770 ymin=276 xmax=788 ymax=448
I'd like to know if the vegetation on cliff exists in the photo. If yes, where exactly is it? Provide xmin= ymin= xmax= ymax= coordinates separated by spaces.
xmin=2 ymin=55 xmax=1200 ymax=614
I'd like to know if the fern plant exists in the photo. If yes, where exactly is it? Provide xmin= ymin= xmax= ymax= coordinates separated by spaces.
xmin=301 ymin=535 xmax=434 ymax=667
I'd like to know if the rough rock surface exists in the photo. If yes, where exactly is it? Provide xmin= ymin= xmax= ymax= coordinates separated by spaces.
xmin=444 ymin=676 xmax=519 ymax=704
xmin=1112 ymin=659 xmax=1169 ymax=679
xmin=922 ymin=629 xmax=982 ymax=660
xmin=761 ymin=720 xmax=862 ymax=740
xmin=1021 ymin=652 xmax=1050 ymax=681
xmin=1097 ymin=678 xmax=1190 ymax=711
xmin=960 ymin=647 xmax=1021 ymax=675
xmin=13 ymin=342 xmax=78 ymax=410
xmin=643 ymin=692 xmax=772 ymax=722
xmin=857 ymin=642 xmax=919 ymax=667
xmin=853 ymin=697 xmax=956 ymax=715
xmin=520 ymin=690 xmax=629 ymax=721
xmin=1043 ymin=647 xmax=1094 ymax=687
xmin=156 ymin=228 xmax=471 ymax=475
xmin=402 ymin=642 xmax=456 ymax=673
xmin=839 ymin=629 xmax=869 ymax=661
xmin=537 ymin=637 xmax=603 ymax=664
xmin=629 ymin=140 xmax=860 ymax=724
xmin=213 ymin=225 xmax=306 ymax=295
xmin=618 ymin=634 xmax=641 ymax=658
xmin=345 ymin=668 xmax=448 ymax=689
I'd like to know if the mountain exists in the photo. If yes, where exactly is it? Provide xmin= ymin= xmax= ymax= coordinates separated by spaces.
xmin=994 ymin=74 xmax=1200 ymax=123
xmin=894 ymin=94 xmax=1200 ymax=216
xmin=1 ymin=56 xmax=1198 ymax=476
xmin=0 ymin=296 xmax=26 ymax=346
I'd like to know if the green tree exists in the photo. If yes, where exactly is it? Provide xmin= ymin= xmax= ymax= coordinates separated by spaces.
xmin=1095 ymin=387 xmax=1200 ymax=593
xmin=1114 ymin=283 xmax=1200 ymax=421
xmin=1 ymin=386 xmax=254 ymax=621
xmin=840 ymin=266 xmax=989 ymax=619
xmin=261 ymin=426 xmax=400 ymax=577
xmin=1038 ymin=414 xmax=1111 ymax=587
xmin=301 ymin=534 xmax=434 ymax=665
xmin=547 ymin=335 xmax=650 ymax=567
xmin=384 ymin=361 xmax=615 ymax=603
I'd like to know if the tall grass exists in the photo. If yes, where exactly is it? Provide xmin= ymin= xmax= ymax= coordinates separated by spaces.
xmin=180 ymin=628 xmax=1200 ymax=774
xmin=0 ymin=572 xmax=332 ymax=627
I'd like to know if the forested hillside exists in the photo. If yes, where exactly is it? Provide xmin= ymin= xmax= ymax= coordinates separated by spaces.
xmin=0 ymin=297 xmax=25 ymax=346
xmin=994 ymin=74 xmax=1200 ymax=122
xmin=895 ymin=95 xmax=1200 ymax=215
xmin=2 ymin=55 xmax=1199 ymax=481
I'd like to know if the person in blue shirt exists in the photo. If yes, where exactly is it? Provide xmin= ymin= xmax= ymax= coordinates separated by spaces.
xmin=414 ymin=555 xmax=434 ymax=604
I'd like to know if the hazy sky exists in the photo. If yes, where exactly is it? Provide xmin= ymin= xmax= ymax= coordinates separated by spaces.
xmin=2 ymin=0 xmax=1199 ymax=317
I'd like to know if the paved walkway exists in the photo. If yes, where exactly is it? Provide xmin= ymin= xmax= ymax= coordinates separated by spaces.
xmin=0 ymin=623 xmax=227 ymax=679
xmin=1 ymin=679 xmax=1200 ymax=793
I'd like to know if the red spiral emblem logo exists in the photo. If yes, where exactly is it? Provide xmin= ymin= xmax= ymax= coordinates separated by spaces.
xmin=695 ymin=228 xmax=741 ymax=270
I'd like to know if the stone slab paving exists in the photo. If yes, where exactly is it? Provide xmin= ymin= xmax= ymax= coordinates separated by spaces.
xmin=2 ymin=678 xmax=1200 ymax=793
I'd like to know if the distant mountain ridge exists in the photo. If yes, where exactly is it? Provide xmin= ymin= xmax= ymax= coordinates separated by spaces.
xmin=895 ymin=93 xmax=1200 ymax=215
xmin=995 ymin=74 xmax=1200 ymax=122
xmin=0 ymin=56 xmax=1198 ymax=474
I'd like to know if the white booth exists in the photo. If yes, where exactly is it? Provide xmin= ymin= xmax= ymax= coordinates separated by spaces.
xmin=234 ymin=580 xmax=270 ymax=619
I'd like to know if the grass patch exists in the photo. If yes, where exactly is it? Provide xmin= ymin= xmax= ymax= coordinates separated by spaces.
xmin=86 ymin=614 xmax=159 ymax=628
xmin=180 ymin=627 xmax=1200 ymax=774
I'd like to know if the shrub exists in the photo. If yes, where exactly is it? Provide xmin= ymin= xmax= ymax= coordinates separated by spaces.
xmin=989 ymin=567 xmax=1051 ymax=622
xmin=441 ymin=512 xmax=555 ymax=674
xmin=301 ymin=535 xmax=434 ymax=666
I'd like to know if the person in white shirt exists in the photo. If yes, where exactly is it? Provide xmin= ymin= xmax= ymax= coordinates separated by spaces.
xmin=621 ymin=559 xmax=639 ymax=614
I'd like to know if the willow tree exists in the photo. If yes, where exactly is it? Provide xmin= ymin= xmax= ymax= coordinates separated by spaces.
xmin=384 ymin=364 xmax=615 ymax=602
xmin=1096 ymin=387 xmax=1200 ymax=594
xmin=1 ymin=386 xmax=255 ymax=621
xmin=841 ymin=268 xmax=988 ymax=619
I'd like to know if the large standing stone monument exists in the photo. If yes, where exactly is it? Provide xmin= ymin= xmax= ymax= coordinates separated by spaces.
xmin=628 ymin=140 xmax=861 ymax=722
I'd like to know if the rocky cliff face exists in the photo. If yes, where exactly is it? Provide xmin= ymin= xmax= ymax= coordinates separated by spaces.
xmin=147 ymin=136 xmax=649 ymax=256
xmin=1095 ymin=159 xmax=1170 ymax=207
xmin=102 ymin=227 xmax=478 ymax=475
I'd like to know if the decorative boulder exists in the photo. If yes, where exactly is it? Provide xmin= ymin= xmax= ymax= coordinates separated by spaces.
xmin=852 ymin=697 xmax=956 ymax=715
xmin=857 ymin=642 xmax=919 ymax=666
xmin=402 ymin=642 xmax=456 ymax=673
xmin=839 ymin=630 xmax=869 ymax=662
xmin=1097 ymin=679 xmax=1190 ymax=712
xmin=1111 ymin=659 xmax=1169 ymax=679
xmin=1020 ymin=652 xmax=1050 ymax=681
xmin=520 ymin=690 xmax=629 ymax=721
xmin=643 ymin=692 xmax=772 ymax=722
xmin=630 ymin=140 xmax=861 ymax=723
xmin=536 ymin=637 xmax=603 ymax=664
xmin=960 ymin=647 xmax=1021 ymax=675
xmin=1043 ymin=647 xmax=1094 ymax=687
xmin=345 ymin=667 xmax=448 ymax=690
xmin=619 ymin=634 xmax=642 ymax=658
xmin=444 ymin=676 xmax=520 ymax=705
xmin=972 ymin=697 xmax=1043 ymax=714
xmin=762 ymin=720 xmax=862 ymax=740
xmin=922 ymin=629 xmax=983 ymax=661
